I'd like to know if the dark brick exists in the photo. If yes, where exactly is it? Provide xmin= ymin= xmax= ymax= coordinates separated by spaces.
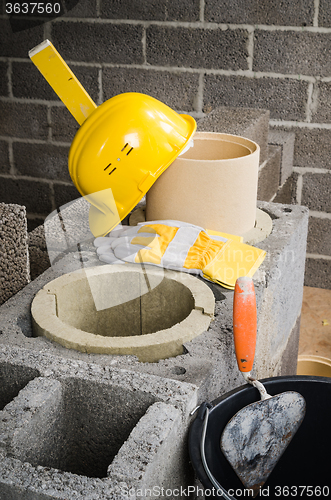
xmin=0 ymin=141 xmax=10 ymax=174
xmin=293 ymin=128 xmax=331 ymax=169
xmin=102 ymin=67 xmax=199 ymax=111
xmin=62 ymin=0 xmax=98 ymax=17
xmin=53 ymin=182 xmax=81 ymax=208
xmin=304 ymin=257 xmax=331 ymax=289
xmin=310 ymin=82 xmax=331 ymax=123
xmin=12 ymin=61 xmax=59 ymax=101
xmin=13 ymin=142 xmax=71 ymax=182
xmin=253 ymin=31 xmax=331 ymax=77
xmin=205 ymin=0 xmax=314 ymax=26
xmin=273 ymin=173 xmax=298 ymax=205
xmin=203 ymin=75 xmax=308 ymax=121
xmin=257 ymin=145 xmax=282 ymax=201
xmin=307 ymin=216 xmax=331 ymax=256
xmin=301 ymin=172 xmax=331 ymax=212
xmin=51 ymin=22 xmax=144 ymax=64
xmin=69 ymin=65 xmax=100 ymax=103
xmin=268 ymin=129 xmax=295 ymax=185
xmin=0 ymin=62 xmax=8 ymax=96
xmin=51 ymin=106 xmax=80 ymax=143
xmin=146 ymin=26 xmax=249 ymax=70
xmin=0 ymin=102 xmax=48 ymax=140
xmin=101 ymin=0 xmax=199 ymax=21
xmin=0 ymin=176 xmax=53 ymax=214
xmin=12 ymin=61 xmax=100 ymax=103
xmin=319 ymin=0 xmax=331 ymax=27
xmin=0 ymin=18 xmax=44 ymax=58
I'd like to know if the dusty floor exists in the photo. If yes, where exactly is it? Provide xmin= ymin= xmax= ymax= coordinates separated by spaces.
xmin=299 ymin=286 xmax=331 ymax=359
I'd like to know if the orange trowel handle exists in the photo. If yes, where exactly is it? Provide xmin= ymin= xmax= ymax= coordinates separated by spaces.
xmin=233 ymin=277 xmax=257 ymax=373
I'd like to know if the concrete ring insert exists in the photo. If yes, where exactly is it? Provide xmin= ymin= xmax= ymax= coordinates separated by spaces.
xmin=31 ymin=264 xmax=215 ymax=362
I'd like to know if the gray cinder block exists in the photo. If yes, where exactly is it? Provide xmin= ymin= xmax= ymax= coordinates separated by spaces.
xmin=301 ymin=172 xmax=331 ymax=212
xmin=0 ymin=203 xmax=30 ymax=305
xmin=204 ymin=0 xmax=315 ymax=26
xmin=13 ymin=62 xmax=100 ymax=104
xmin=203 ymin=74 xmax=308 ymax=122
xmin=0 ymin=62 xmax=8 ymax=97
xmin=51 ymin=106 xmax=80 ymax=143
xmin=293 ymin=127 xmax=331 ymax=169
xmin=197 ymin=106 xmax=270 ymax=163
xmin=13 ymin=143 xmax=71 ymax=182
xmin=319 ymin=0 xmax=331 ymax=27
xmin=101 ymin=0 xmax=200 ymax=22
xmin=0 ymin=353 xmax=197 ymax=499
xmin=305 ymin=257 xmax=331 ymax=289
xmin=0 ymin=19 xmax=43 ymax=59
xmin=310 ymin=82 xmax=331 ymax=124
xmin=268 ymin=129 xmax=295 ymax=185
xmin=0 ymin=101 xmax=48 ymax=140
xmin=258 ymin=145 xmax=282 ymax=201
xmin=28 ymin=225 xmax=50 ymax=280
xmin=0 ymin=178 xmax=53 ymax=214
xmin=0 ymin=200 xmax=309 ymax=498
xmin=306 ymin=216 xmax=331 ymax=256
xmin=146 ymin=26 xmax=249 ymax=70
xmin=253 ymin=30 xmax=331 ymax=77
xmin=102 ymin=67 xmax=199 ymax=112
xmin=51 ymin=22 xmax=144 ymax=64
xmin=0 ymin=141 xmax=10 ymax=174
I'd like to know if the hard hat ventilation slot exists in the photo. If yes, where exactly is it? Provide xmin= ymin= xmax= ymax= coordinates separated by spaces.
xmin=126 ymin=147 xmax=134 ymax=156
xmin=104 ymin=164 xmax=112 ymax=171
xmin=121 ymin=143 xmax=129 ymax=151
xmin=108 ymin=167 xmax=116 ymax=175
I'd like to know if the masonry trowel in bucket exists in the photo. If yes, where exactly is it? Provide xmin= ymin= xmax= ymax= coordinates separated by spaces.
xmin=29 ymin=40 xmax=196 ymax=237
xmin=220 ymin=277 xmax=306 ymax=496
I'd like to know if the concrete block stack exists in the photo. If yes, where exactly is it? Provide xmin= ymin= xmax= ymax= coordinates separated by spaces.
xmin=0 ymin=197 xmax=309 ymax=498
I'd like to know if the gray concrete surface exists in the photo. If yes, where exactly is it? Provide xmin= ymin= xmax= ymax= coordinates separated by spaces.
xmin=0 ymin=349 xmax=197 ymax=500
xmin=0 ymin=199 xmax=308 ymax=498
xmin=0 ymin=203 xmax=30 ymax=305
xmin=268 ymin=130 xmax=295 ymax=186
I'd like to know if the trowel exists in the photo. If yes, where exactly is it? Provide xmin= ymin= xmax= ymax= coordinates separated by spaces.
xmin=220 ymin=277 xmax=306 ymax=497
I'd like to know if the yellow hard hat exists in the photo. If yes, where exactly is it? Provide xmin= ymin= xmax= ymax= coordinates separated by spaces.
xmin=68 ymin=92 xmax=196 ymax=237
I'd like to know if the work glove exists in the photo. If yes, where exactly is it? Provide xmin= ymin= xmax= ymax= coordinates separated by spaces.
xmin=94 ymin=220 xmax=266 ymax=290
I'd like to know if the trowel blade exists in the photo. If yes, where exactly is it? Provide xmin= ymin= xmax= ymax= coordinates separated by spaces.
xmin=220 ymin=391 xmax=306 ymax=497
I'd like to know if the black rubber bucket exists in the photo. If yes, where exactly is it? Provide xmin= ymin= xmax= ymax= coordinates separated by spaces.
xmin=189 ymin=376 xmax=331 ymax=500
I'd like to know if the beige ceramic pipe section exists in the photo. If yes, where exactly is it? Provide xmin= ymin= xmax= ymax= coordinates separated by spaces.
xmin=146 ymin=132 xmax=260 ymax=236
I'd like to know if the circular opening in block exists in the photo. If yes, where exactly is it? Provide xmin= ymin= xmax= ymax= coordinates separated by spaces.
xmin=56 ymin=272 xmax=195 ymax=338
xmin=181 ymin=138 xmax=252 ymax=161
xmin=31 ymin=265 xmax=215 ymax=362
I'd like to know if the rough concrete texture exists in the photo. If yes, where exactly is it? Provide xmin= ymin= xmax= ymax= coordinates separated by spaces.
xmin=0 ymin=349 xmax=197 ymax=500
xmin=28 ymin=225 xmax=50 ymax=280
xmin=197 ymin=106 xmax=270 ymax=164
xmin=204 ymin=0 xmax=315 ymax=26
xmin=0 ymin=200 xmax=308 ymax=498
xmin=305 ymin=257 xmax=331 ymax=290
xmin=0 ymin=203 xmax=30 ymax=305
xmin=31 ymin=265 xmax=214 ymax=362
xmin=268 ymin=129 xmax=295 ymax=185
xmin=0 ymin=201 xmax=308 ymax=390
xmin=257 ymin=146 xmax=282 ymax=202
xmin=273 ymin=173 xmax=298 ymax=205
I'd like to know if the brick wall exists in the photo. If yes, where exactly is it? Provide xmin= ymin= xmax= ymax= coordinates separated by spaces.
xmin=0 ymin=0 xmax=330 ymax=287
